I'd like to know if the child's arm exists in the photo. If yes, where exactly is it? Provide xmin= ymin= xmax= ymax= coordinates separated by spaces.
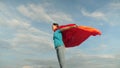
xmin=60 ymin=25 xmax=77 ymax=32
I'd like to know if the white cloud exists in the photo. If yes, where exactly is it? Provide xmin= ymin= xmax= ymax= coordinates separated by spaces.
xmin=23 ymin=65 xmax=32 ymax=68
xmin=18 ymin=3 xmax=74 ymax=24
xmin=73 ymin=50 xmax=115 ymax=59
xmin=91 ymin=44 xmax=108 ymax=51
xmin=81 ymin=9 xmax=105 ymax=19
xmin=0 ymin=2 xmax=10 ymax=15
xmin=81 ymin=2 xmax=120 ymax=26
xmin=0 ymin=3 xmax=31 ymax=29
xmin=50 ymin=12 xmax=73 ymax=24
xmin=109 ymin=2 xmax=120 ymax=9
xmin=98 ymin=54 xmax=115 ymax=59
xmin=12 ymin=33 xmax=51 ymax=46
xmin=8 ymin=19 xmax=31 ymax=29
xmin=18 ymin=4 xmax=54 ymax=23
xmin=22 ymin=51 xmax=120 ymax=68
xmin=104 ymin=2 xmax=120 ymax=26
xmin=66 ymin=52 xmax=119 ymax=68
xmin=0 ymin=2 xmax=53 ymax=56
xmin=10 ymin=30 xmax=53 ymax=55
xmin=0 ymin=39 xmax=11 ymax=49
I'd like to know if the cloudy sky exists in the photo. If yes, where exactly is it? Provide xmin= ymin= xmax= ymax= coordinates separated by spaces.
xmin=0 ymin=0 xmax=120 ymax=68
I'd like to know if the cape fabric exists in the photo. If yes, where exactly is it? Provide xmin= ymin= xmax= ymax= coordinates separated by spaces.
xmin=59 ymin=24 xmax=101 ymax=48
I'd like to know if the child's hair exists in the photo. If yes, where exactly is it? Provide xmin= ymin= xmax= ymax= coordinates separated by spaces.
xmin=53 ymin=23 xmax=59 ymax=27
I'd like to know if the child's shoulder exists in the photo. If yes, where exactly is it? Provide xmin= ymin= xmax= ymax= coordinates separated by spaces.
xmin=55 ymin=29 xmax=61 ymax=33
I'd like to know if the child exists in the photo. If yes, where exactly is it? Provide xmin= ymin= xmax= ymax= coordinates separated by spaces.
xmin=52 ymin=23 xmax=77 ymax=68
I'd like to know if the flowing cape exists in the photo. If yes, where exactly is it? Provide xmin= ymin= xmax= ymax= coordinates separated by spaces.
xmin=59 ymin=24 xmax=101 ymax=48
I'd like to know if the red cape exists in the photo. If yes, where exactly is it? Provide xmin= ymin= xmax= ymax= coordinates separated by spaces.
xmin=59 ymin=24 xmax=101 ymax=48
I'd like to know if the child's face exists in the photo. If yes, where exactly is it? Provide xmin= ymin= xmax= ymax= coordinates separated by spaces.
xmin=52 ymin=25 xmax=58 ymax=31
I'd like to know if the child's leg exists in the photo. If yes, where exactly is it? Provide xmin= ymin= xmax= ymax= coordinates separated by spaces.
xmin=56 ymin=46 xmax=65 ymax=68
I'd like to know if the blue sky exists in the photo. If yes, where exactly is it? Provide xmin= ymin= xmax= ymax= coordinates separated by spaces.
xmin=0 ymin=0 xmax=120 ymax=68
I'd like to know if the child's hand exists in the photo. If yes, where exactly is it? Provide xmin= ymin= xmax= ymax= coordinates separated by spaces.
xmin=73 ymin=25 xmax=78 ymax=28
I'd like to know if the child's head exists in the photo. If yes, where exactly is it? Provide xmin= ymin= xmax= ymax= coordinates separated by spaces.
xmin=52 ymin=23 xmax=59 ymax=31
